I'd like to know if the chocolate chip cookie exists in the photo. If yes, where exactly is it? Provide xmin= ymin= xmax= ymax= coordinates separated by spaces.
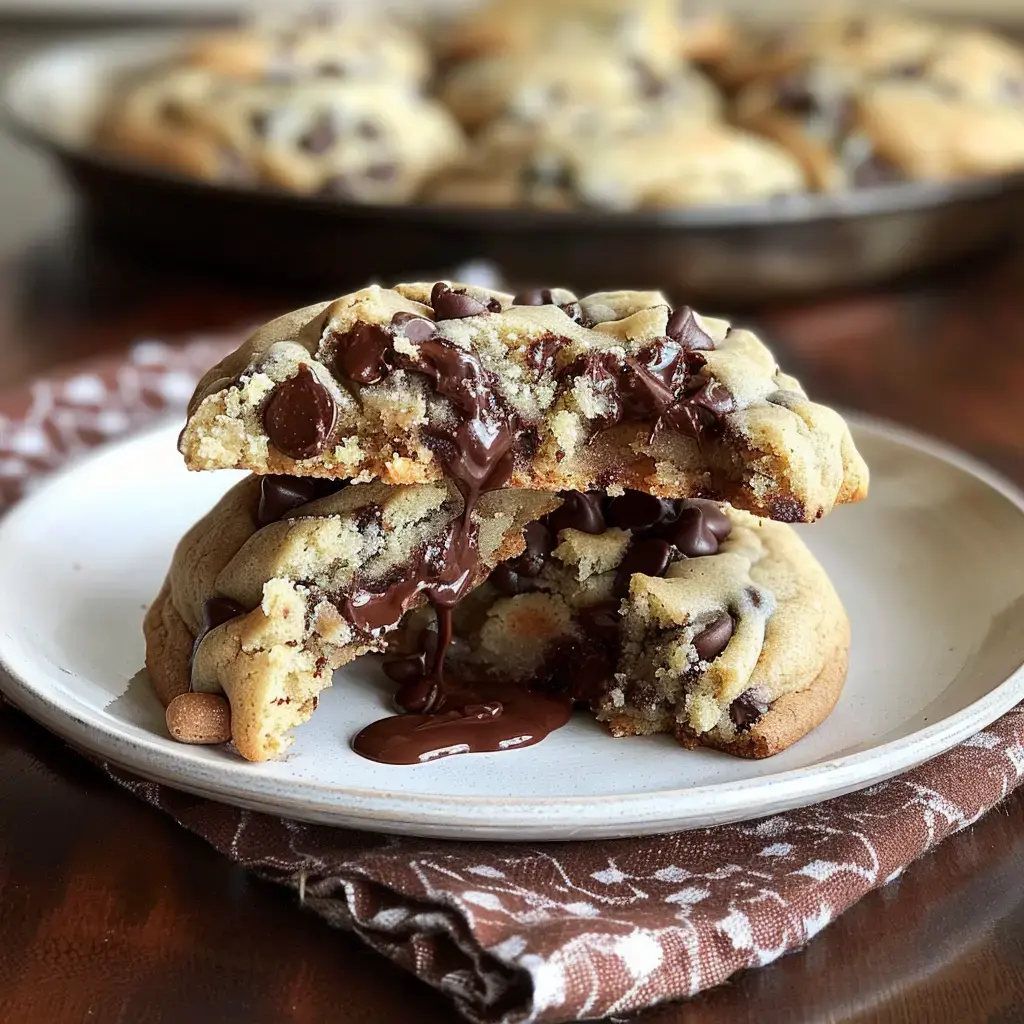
xmin=98 ymin=72 xmax=463 ymax=201
xmin=390 ymin=490 xmax=848 ymax=758
xmin=183 ymin=12 xmax=430 ymax=87
xmin=179 ymin=283 xmax=868 ymax=523
xmin=144 ymin=474 xmax=557 ymax=761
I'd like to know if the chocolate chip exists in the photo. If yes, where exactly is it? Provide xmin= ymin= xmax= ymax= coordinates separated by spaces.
xmin=546 ymin=490 xmax=605 ymax=536
xmin=516 ymin=520 xmax=553 ymax=577
xmin=298 ymin=114 xmax=336 ymax=154
xmin=526 ymin=334 xmax=563 ymax=376
xmin=693 ymin=612 xmax=734 ymax=662
xmin=321 ymin=174 xmax=357 ymax=198
xmin=667 ymin=501 xmax=729 ymax=557
xmin=513 ymin=288 xmax=555 ymax=305
xmin=485 ymin=297 xmax=503 ymax=312
xmin=257 ymin=476 xmax=321 ymax=526
xmin=430 ymin=282 xmax=489 ymax=320
xmin=615 ymin=537 xmax=672 ymax=597
xmin=250 ymin=110 xmax=270 ymax=136
xmin=684 ymin=499 xmax=732 ymax=540
xmin=366 ymin=162 xmax=398 ymax=182
xmin=191 ymin=595 xmax=247 ymax=667
xmin=317 ymin=60 xmax=349 ymax=78
xmin=391 ymin=311 xmax=437 ymax=343
xmin=262 ymin=364 xmax=336 ymax=460
xmin=201 ymin=596 xmax=246 ymax=634
xmin=665 ymin=306 xmax=714 ymax=350
xmin=356 ymin=119 xmax=381 ymax=139
xmin=604 ymin=490 xmax=673 ymax=532
xmin=489 ymin=563 xmax=526 ymax=595
xmin=849 ymin=152 xmax=904 ymax=188
xmin=332 ymin=322 xmax=393 ymax=385
xmin=730 ymin=689 xmax=769 ymax=731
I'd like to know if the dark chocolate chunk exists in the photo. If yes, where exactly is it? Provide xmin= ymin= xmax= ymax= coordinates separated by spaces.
xmin=489 ymin=563 xmax=526 ymax=595
xmin=391 ymin=310 xmax=437 ymax=343
xmin=526 ymin=333 xmax=563 ymax=376
xmin=430 ymin=282 xmax=489 ymax=320
xmin=262 ymin=364 xmax=336 ymax=460
xmin=257 ymin=475 xmax=321 ymax=526
xmin=485 ymin=297 xmax=503 ymax=312
xmin=298 ymin=113 xmax=336 ymax=154
xmin=730 ymin=689 xmax=769 ymax=731
xmin=615 ymin=537 xmax=672 ymax=596
xmin=515 ymin=520 xmax=554 ymax=577
xmin=366 ymin=162 xmax=398 ymax=182
xmin=692 ymin=612 xmax=735 ymax=662
xmin=546 ymin=490 xmax=606 ymax=537
xmin=665 ymin=306 xmax=714 ymax=350
xmin=332 ymin=321 xmax=393 ymax=384
xmin=513 ymin=288 xmax=555 ymax=306
xmin=604 ymin=490 xmax=673 ymax=532
xmin=667 ymin=499 xmax=732 ymax=557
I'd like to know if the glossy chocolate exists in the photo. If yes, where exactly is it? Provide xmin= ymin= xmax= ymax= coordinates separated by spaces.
xmin=351 ymin=681 xmax=573 ymax=765
xmin=262 ymin=364 xmax=336 ymax=460
xmin=692 ymin=613 xmax=735 ymax=662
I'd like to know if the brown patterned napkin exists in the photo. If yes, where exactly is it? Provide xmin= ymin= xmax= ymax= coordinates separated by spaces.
xmin=2 ymin=339 xmax=1023 ymax=1024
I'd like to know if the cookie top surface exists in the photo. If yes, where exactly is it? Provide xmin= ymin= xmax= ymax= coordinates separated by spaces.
xmin=184 ymin=13 xmax=431 ymax=87
xmin=98 ymin=70 xmax=464 ymax=200
xmin=180 ymin=282 xmax=868 ymax=523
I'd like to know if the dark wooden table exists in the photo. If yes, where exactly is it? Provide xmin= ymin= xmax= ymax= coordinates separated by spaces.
xmin=2 ymin=22 xmax=1024 ymax=1015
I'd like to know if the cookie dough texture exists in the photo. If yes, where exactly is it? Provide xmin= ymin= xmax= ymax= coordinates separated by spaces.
xmin=395 ymin=506 xmax=849 ymax=757
xmin=144 ymin=475 xmax=556 ymax=761
xmin=179 ymin=283 xmax=868 ymax=523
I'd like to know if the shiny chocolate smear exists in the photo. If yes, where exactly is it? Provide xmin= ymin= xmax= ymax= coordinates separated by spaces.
xmin=352 ymin=680 xmax=572 ymax=765
xmin=262 ymin=364 xmax=336 ymax=460
xmin=545 ymin=490 xmax=605 ymax=536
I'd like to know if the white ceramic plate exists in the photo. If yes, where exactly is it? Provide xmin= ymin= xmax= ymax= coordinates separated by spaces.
xmin=1 ymin=419 xmax=1023 ymax=840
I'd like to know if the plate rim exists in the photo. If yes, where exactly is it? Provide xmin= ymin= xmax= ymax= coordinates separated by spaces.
xmin=5 ymin=29 xmax=1024 ymax=232
xmin=1 ymin=413 xmax=1023 ymax=836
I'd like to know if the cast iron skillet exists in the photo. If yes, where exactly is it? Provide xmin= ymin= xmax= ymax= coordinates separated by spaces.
xmin=5 ymin=30 xmax=1024 ymax=303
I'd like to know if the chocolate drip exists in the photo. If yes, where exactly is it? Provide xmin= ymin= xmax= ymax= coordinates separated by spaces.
xmin=352 ymin=680 xmax=572 ymax=765
xmin=561 ymin=321 xmax=731 ymax=445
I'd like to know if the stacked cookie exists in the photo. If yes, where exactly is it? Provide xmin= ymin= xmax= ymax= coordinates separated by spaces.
xmin=147 ymin=281 xmax=868 ymax=764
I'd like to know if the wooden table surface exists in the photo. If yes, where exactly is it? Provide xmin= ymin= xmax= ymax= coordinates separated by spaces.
xmin=3 ymin=24 xmax=1024 ymax=1024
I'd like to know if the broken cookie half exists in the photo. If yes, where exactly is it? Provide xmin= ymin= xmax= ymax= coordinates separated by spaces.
xmin=179 ymin=282 xmax=868 ymax=523
xmin=390 ymin=489 xmax=849 ymax=759
xmin=144 ymin=473 xmax=557 ymax=761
